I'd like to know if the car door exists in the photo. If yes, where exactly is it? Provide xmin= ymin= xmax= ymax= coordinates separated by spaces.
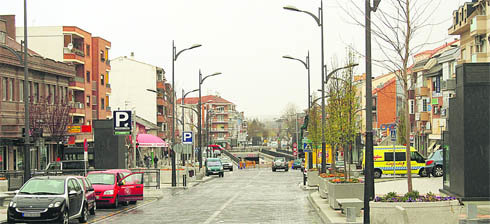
xmin=118 ymin=173 xmax=144 ymax=202
xmin=68 ymin=179 xmax=83 ymax=217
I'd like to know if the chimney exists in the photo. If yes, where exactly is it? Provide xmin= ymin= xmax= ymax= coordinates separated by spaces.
xmin=0 ymin=15 xmax=15 ymax=39
xmin=0 ymin=19 xmax=6 ymax=44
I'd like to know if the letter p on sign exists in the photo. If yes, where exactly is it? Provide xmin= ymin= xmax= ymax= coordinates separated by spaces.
xmin=182 ymin=131 xmax=193 ymax=144
xmin=113 ymin=110 xmax=132 ymax=131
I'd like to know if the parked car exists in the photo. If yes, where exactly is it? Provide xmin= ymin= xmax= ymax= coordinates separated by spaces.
xmin=272 ymin=157 xmax=288 ymax=172
xmin=220 ymin=157 xmax=234 ymax=171
xmin=205 ymin=158 xmax=224 ymax=177
xmin=76 ymin=176 xmax=96 ymax=216
xmin=292 ymin=159 xmax=302 ymax=170
xmin=425 ymin=149 xmax=444 ymax=177
xmin=7 ymin=176 xmax=90 ymax=223
xmin=87 ymin=170 xmax=144 ymax=208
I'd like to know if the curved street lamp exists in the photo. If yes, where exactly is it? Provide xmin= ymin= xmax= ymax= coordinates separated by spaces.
xmin=284 ymin=1 xmax=327 ymax=173
xmin=171 ymin=41 xmax=201 ymax=187
xmin=198 ymin=71 xmax=222 ymax=169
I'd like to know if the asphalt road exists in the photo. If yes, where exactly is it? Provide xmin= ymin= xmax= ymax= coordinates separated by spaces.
xmin=92 ymin=168 xmax=322 ymax=224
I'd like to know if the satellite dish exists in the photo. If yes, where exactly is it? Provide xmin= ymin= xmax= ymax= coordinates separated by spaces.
xmin=67 ymin=43 xmax=73 ymax=50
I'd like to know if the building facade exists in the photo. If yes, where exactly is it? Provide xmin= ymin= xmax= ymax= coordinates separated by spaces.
xmin=0 ymin=16 xmax=75 ymax=170
xmin=16 ymin=25 xmax=112 ymax=145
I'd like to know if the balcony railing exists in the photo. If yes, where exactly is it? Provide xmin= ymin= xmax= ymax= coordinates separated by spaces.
xmin=106 ymin=83 xmax=111 ymax=88
xmin=106 ymin=59 xmax=110 ymax=66
xmin=73 ymin=102 xmax=84 ymax=109
xmin=74 ymin=76 xmax=85 ymax=83
xmin=63 ymin=47 xmax=85 ymax=57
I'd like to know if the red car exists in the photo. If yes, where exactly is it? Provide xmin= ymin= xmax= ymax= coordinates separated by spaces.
xmin=76 ymin=176 xmax=96 ymax=215
xmin=86 ymin=170 xmax=144 ymax=208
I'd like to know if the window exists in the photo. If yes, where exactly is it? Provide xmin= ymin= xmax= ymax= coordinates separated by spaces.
xmin=33 ymin=83 xmax=39 ymax=103
xmin=100 ymin=74 xmax=104 ymax=85
xmin=2 ymin=78 xmax=6 ymax=101
xmin=395 ymin=152 xmax=406 ymax=161
xmin=161 ymin=123 xmax=168 ymax=132
xmin=218 ymin=133 xmax=225 ymax=138
xmin=8 ymin=79 xmax=13 ymax=101
xmin=0 ymin=31 xmax=5 ymax=44
xmin=100 ymin=50 xmax=105 ymax=61
xmin=86 ymin=96 xmax=90 ymax=106
xmin=384 ymin=152 xmax=394 ymax=161
xmin=50 ymin=85 xmax=55 ymax=104
xmin=217 ymin=106 xmax=224 ymax=112
xmin=409 ymin=99 xmax=415 ymax=114
xmin=86 ymin=71 xmax=90 ymax=82
xmin=19 ymin=80 xmax=23 ymax=102
xmin=101 ymin=98 xmax=105 ymax=110
xmin=67 ymin=179 xmax=76 ymax=192
xmin=217 ymin=115 xmax=224 ymax=121
xmin=86 ymin=45 xmax=90 ymax=56
xmin=422 ymin=98 xmax=429 ymax=112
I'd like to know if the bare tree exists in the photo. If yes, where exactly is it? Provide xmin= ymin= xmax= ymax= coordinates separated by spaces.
xmin=342 ymin=0 xmax=443 ymax=192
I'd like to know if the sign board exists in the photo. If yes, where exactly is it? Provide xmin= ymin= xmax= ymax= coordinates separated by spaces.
xmin=304 ymin=144 xmax=311 ymax=152
xmin=182 ymin=131 xmax=193 ymax=144
xmin=81 ymin=125 xmax=92 ymax=133
xmin=113 ymin=111 xmax=132 ymax=134
xmin=390 ymin=129 xmax=396 ymax=142
xmin=293 ymin=151 xmax=298 ymax=156
xmin=67 ymin=125 xmax=81 ymax=133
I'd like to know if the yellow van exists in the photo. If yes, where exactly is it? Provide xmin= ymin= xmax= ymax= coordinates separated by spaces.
xmin=362 ymin=145 xmax=427 ymax=178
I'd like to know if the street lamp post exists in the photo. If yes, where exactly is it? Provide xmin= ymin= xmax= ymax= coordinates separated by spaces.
xmin=181 ymin=89 xmax=198 ymax=166
xmin=171 ymin=41 xmax=201 ymax=187
xmin=364 ymin=1 xmax=381 ymax=223
xmin=284 ymin=0 xmax=326 ymax=173
xmin=198 ymin=70 xmax=222 ymax=169
xmin=283 ymin=52 xmax=311 ymax=166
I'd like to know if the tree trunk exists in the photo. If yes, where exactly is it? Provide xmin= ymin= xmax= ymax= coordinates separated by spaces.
xmin=405 ymin=0 xmax=413 ymax=193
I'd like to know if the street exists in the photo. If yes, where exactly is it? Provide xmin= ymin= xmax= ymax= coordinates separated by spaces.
xmin=94 ymin=168 xmax=322 ymax=224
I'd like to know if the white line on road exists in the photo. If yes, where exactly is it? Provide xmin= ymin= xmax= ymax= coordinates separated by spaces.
xmin=202 ymin=169 xmax=262 ymax=224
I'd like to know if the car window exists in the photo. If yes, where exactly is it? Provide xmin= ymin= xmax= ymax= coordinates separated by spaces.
xmin=19 ymin=179 xmax=65 ymax=195
xmin=207 ymin=161 xmax=221 ymax=166
xmin=87 ymin=173 xmax=115 ymax=185
xmin=67 ymin=179 xmax=76 ymax=192
xmin=77 ymin=178 xmax=87 ymax=191
xmin=85 ymin=178 xmax=93 ymax=189
xmin=121 ymin=173 xmax=143 ymax=185
xmin=73 ymin=179 xmax=82 ymax=192
xmin=274 ymin=158 xmax=285 ymax=162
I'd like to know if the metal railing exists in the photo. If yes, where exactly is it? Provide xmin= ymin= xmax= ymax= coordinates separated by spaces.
xmin=260 ymin=148 xmax=295 ymax=161
xmin=222 ymin=149 xmax=240 ymax=164
xmin=129 ymin=168 xmax=160 ymax=189
xmin=276 ymin=148 xmax=293 ymax=155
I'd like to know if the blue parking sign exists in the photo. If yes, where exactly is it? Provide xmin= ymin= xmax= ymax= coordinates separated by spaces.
xmin=390 ymin=129 xmax=396 ymax=142
xmin=182 ymin=131 xmax=193 ymax=144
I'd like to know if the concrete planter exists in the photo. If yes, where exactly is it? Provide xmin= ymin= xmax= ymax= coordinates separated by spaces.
xmin=327 ymin=182 xmax=364 ymax=209
xmin=307 ymin=170 xmax=319 ymax=187
xmin=370 ymin=200 xmax=462 ymax=224
xmin=318 ymin=177 xmax=334 ymax=199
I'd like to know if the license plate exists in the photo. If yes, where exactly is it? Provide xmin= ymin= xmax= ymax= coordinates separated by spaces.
xmin=23 ymin=213 xmax=40 ymax=217
xmin=96 ymin=196 xmax=99 ymax=199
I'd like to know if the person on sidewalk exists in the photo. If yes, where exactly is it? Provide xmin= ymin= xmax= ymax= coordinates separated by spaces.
xmin=144 ymin=155 xmax=151 ymax=169
xmin=154 ymin=156 xmax=159 ymax=169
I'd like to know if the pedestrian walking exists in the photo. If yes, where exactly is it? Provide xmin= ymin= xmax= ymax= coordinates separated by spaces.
xmin=144 ymin=155 xmax=150 ymax=169
xmin=154 ymin=156 xmax=159 ymax=168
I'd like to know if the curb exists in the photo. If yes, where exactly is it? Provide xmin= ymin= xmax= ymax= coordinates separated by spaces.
xmin=307 ymin=192 xmax=330 ymax=224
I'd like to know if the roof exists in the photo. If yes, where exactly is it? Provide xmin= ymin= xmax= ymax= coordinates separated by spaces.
xmin=415 ymin=39 xmax=459 ymax=57
xmin=372 ymin=77 xmax=396 ymax=95
xmin=177 ymin=95 xmax=233 ymax=105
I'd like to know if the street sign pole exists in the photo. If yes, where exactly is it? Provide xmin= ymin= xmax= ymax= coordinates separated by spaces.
xmin=84 ymin=138 xmax=88 ymax=176
xmin=391 ymin=129 xmax=396 ymax=182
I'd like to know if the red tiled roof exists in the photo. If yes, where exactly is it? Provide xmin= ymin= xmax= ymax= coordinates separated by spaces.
xmin=176 ymin=95 xmax=233 ymax=105
xmin=414 ymin=39 xmax=459 ymax=57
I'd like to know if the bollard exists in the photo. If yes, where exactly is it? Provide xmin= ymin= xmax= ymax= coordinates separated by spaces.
xmin=303 ymin=171 xmax=307 ymax=186
xmin=346 ymin=207 xmax=357 ymax=222
xmin=183 ymin=174 xmax=187 ymax=187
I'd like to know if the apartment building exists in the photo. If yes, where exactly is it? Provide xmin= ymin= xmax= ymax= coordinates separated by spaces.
xmin=109 ymin=54 xmax=172 ymax=141
xmin=177 ymin=95 xmax=238 ymax=148
xmin=0 ymin=16 xmax=75 ymax=170
xmin=449 ymin=0 xmax=489 ymax=63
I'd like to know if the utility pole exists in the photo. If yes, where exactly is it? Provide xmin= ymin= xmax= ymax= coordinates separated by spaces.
xmin=23 ymin=0 xmax=31 ymax=183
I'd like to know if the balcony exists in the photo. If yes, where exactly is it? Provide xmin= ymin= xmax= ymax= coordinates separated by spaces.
xmin=70 ymin=102 xmax=85 ymax=116
xmin=106 ymin=83 xmax=111 ymax=94
xmin=69 ymin=76 xmax=85 ymax=91
xmin=157 ymin=98 xmax=165 ymax=105
xmin=212 ymin=119 xmax=229 ymax=124
xmin=157 ymin=115 xmax=165 ymax=123
xmin=157 ymin=81 xmax=165 ymax=89
xmin=105 ymin=59 xmax=111 ymax=66
xmin=213 ymin=110 xmax=228 ymax=115
xmin=470 ymin=15 xmax=487 ymax=36
xmin=416 ymin=87 xmax=430 ymax=97
xmin=210 ymin=129 xmax=229 ymax=133
xmin=63 ymin=47 xmax=85 ymax=64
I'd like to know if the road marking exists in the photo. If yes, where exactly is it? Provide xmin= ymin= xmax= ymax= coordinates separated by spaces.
xmin=89 ymin=199 xmax=157 ymax=224
xmin=202 ymin=169 xmax=262 ymax=224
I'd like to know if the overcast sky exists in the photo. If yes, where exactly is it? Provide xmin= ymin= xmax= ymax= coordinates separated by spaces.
xmin=2 ymin=0 xmax=466 ymax=120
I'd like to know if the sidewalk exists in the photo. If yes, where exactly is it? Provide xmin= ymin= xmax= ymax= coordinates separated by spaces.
xmin=305 ymin=177 xmax=490 ymax=223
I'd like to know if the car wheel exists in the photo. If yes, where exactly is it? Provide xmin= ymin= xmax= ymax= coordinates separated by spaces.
xmin=272 ymin=168 xmax=276 ymax=172
xmin=113 ymin=196 xmax=119 ymax=208
xmin=285 ymin=169 xmax=288 ymax=172
xmin=7 ymin=210 xmax=13 ymax=223
xmin=129 ymin=201 xmax=137 ymax=205
xmin=78 ymin=204 xmax=88 ymax=223
xmin=419 ymin=168 xmax=428 ymax=177
xmin=374 ymin=169 xmax=382 ymax=178
xmin=122 ymin=201 xmax=129 ymax=206
xmin=57 ymin=208 xmax=69 ymax=224
xmin=433 ymin=166 xmax=443 ymax=177
xmin=89 ymin=202 xmax=96 ymax=215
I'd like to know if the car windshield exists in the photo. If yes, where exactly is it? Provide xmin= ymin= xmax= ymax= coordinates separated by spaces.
xmin=87 ymin=173 xmax=115 ymax=185
xmin=275 ymin=158 xmax=285 ymax=162
xmin=19 ymin=179 xmax=65 ymax=195
xmin=208 ymin=161 xmax=221 ymax=166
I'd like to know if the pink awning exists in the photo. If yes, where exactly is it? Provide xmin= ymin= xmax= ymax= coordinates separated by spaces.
xmin=136 ymin=134 xmax=166 ymax=147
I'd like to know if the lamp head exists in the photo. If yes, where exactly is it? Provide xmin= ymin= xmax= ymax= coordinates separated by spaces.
xmin=283 ymin=6 xmax=301 ymax=12
xmin=189 ymin=44 xmax=202 ymax=50
xmin=282 ymin=55 xmax=294 ymax=60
